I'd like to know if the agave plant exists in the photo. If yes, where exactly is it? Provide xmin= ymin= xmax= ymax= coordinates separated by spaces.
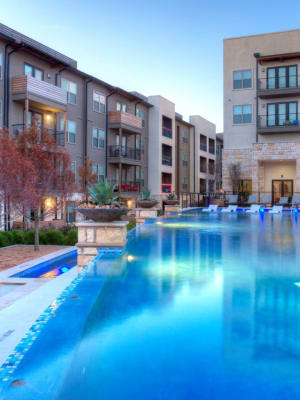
xmin=88 ymin=180 xmax=121 ymax=206
xmin=141 ymin=187 xmax=151 ymax=201
xmin=167 ymin=192 xmax=176 ymax=201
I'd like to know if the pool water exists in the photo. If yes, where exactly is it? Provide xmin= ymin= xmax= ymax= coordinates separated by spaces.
xmin=1 ymin=211 xmax=300 ymax=399
xmin=10 ymin=250 xmax=77 ymax=278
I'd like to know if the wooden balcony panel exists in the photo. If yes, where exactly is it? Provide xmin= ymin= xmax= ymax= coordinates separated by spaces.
xmin=109 ymin=111 xmax=142 ymax=132
xmin=12 ymin=75 xmax=67 ymax=107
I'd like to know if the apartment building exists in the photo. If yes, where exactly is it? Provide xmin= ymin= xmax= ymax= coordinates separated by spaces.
xmin=223 ymin=29 xmax=300 ymax=202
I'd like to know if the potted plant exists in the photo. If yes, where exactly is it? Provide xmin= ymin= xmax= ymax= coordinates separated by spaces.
xmin=76 ymin=180 xmax=128 ymax=222
xmin=137 ymin=188 xmax=158 ymax=209
xmin=164 ymin=192 xmax=179 ymax=205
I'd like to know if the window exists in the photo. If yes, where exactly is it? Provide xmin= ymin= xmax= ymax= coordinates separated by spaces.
xmin=200 ymin=134 xmax=207 ymax=152
xmin=182 ymin=176 xmax=188 ymax=191
xmin=116 ymin=101 xmax=127 ymax=112
xmin=136 ymin=108 xmax=145 ymax=127
xmin=208 ymin=180 xmax=215 ymax=193
xmin=233 ymin=70 xmax=252 ymax=89
xmin=200 ymin=157 xmax=207 ymax=173
xmin=267 ymin=102 xmax=297 ymax=126
xmin=200 ymin=179 xmax=206 ymax=193
xmin=71 ymin=161 xmax=76 ymax=176
xmin=182 ymin=130 xmax=188 ymax=144
xmin=93 ymin=164 xmax=104 ymax=183
xmin=92 ymin=128 xmax=105 ymax=148
xmin=233 ymin=105 xmax=252 ymax=124
xmin=162 ymin=115 xmax=172 ymax=138
xmin=66 ymin=201 xmax=76 ymax=223
xmin=93 ymin=91 xmax=105 ymax=113
xmin=61 ymin=120 xmax=76 ymax=144
xmin=209 ymin=138 xmax=215 ymax=155
xmin=267 ymin=65 xmax=297 ymax=89
xmin=24 ymin=63 xmax=44 ymax=80
xmin=182 ymin=154 xmax=188 ymax=167
xmin=0 ymin=53 xmax=2 ymax=80
xmin=61 ymin=78 xmax=77 ymax=105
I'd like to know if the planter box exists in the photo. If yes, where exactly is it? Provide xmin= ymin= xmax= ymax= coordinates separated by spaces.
xmin=135 ymin=208 xmax=159 ymax=226
xmin=76 ymin=221 xmax=128 ymax=270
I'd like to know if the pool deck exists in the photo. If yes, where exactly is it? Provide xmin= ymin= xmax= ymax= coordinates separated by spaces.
xmin=0 ymin=247 xmax=77 ymax=366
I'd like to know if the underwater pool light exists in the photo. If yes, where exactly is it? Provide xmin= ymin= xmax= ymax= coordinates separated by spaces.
xmin=259 ymin=207 xmax=265 ymax=213
xmin=155 ymin=221 xmax=163 ymax=225
xmin=294 ymin=208 xmax=298 ymax=213
xmin=127 ymin=255 xmax=135 ymax=262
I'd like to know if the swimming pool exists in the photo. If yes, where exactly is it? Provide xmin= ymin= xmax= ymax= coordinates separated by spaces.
xmin=10 ymin=250 xmax=77 ymax=279
xmin=1 ymin=211 xmax=300 ymax=399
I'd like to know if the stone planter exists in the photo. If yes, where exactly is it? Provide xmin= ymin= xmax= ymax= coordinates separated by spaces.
xmin=75 ymin=207 xmax=128 ymax=222
xmin=136 ymin=200 xmax=158 ymax=209
xmin=76 ymin=220 xmax=128 ymax=271
xmin=164 ymin=200 xmax=179 ymax=206
xmin=135 ymin=208 xmax=159 ymax=226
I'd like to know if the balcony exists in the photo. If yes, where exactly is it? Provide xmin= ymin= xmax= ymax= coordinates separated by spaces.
xmin=258 ymin=114 xmax=300 ymax=134
xmin=108 ymin=111 xmax=142 ymax=133
xmin=162 ymin=155 xmax=172 ymax=166
xmin=162 ymin=127 xmax=172 ymax=138
xmin=108 ymin=145 xmax=141 ymax=164
xmin=11 ymin=75 xmax=67 ymax=111
xmin=110 ymin=180 xmax=143 ymax=192
xmin=257 ymin=76 xmax=300 ymax=99
xmin=11 ymin=124 xmax=65 ymax=146
xmin=200 ymin=143 xmax=207 ymax=152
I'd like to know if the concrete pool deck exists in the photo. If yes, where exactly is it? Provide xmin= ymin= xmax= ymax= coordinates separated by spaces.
xmin=0 ymin=247 xmax=78 ymax=366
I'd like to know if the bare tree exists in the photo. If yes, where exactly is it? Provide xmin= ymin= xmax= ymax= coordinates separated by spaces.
xmin=228 ymin=163 xmax=241 ymax=194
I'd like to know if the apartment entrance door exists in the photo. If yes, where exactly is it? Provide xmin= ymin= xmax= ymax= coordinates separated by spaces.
xmin=272 ymin=180 xmax=293 ymax=203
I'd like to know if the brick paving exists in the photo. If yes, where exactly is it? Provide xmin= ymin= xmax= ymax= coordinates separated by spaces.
xmin=0 ymin=246 xmax=67 ymax=272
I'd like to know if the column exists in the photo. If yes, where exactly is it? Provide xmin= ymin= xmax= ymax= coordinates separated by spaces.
xmin=24 ymin=98 xmax=29 ymax=129
xmin=63 ymin=112 xmax=67 ymax=145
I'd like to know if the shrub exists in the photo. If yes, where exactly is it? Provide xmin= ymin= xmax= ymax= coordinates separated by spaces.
xmin=11 ymin=230 xmax=25 ymax=244
xmin=42 ymin=229 xmax=65 ymax=245
xmin=127 ymin=219 xmax=136 ymax=232
xmin=64 ymin=228 xmax=78 ymax=246
xmin=59 ymin=225 xmax=75 ymax=236
xmin=0 ymin=232 xmax=9 ymax=247
xmin=24 ymin=230 xmax=35 ymax=244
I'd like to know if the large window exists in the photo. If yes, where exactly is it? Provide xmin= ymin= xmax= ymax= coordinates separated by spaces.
xmin=136 ymin=108 xmax=145 ymax=127
xmin=93 ymin=91 xmax=105 ymax=113
xmin=116 ymin=101 xmax=127 ymax=112
xmin=61 ymin=120 xmax=76 ymax=144
xmin=24 ymin=63 xmax=43 ymax=80
xmin=233 ymin=70 xmax=252 ymax=89
xmin=92 ymin=128 xmax=105 ymax=148
xmin=182 ymin=129 xmax=188 ymax=144
xmin=267 ymin=102 xmax=297 ymax=126
xmin=61 ymin=78 xmax=77 ymax=105
xmin=182 ymin=153 xmax=188 ymax=167
xmin=267 ymin=65 xmax=297 ymax=89
xmin=182 ymin=176 xmax=188 ymax=191
xmin=93 ymin=164 xmax=104 ymax=183
xmin=233 ymin=105 xmax=252 ymax=124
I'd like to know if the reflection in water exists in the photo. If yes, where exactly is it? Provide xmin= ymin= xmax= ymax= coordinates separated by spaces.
xmin=2 ymin=213 xmax=300 ymax=400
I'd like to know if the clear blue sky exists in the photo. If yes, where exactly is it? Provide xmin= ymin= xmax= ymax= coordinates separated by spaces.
xmin=2 ymin=0 xmax=300 ymax=131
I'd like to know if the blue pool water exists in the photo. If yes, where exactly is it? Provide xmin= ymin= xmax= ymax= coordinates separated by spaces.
xmin=10 ymin=250 xmax=77 ymax=278
xmin=1 ymin=211 xmax=300 ymax=399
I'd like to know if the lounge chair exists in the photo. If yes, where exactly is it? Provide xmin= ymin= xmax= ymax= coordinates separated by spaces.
xmin=260 ymin=194 xmax=272 ymax=206
xmin=222 ymin=205 xmax=237 ymax=213
xmin=291 ymin=194 xmax=300 ymax=208
xmin=277 ymin=197 xmax=289 ymax=206
xmin=269 ymin=205 xmax=283 ymax=214
xmin=246 ymin=204 xmax=260 ymax=213
xmin=202 ymin=204 xmax=218 ymax=212
xmin=246 ymin=194 xmax=258 ymax=205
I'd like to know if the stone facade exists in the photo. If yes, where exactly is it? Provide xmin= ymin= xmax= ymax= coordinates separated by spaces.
xmin=223 ymin=143 xmax=300 ymax=193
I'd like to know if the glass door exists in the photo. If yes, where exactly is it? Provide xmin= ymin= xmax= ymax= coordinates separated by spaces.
xmin=267 ymin=104 xmax=276 ymax=126
xmin=122 ymin=136 xmax=127 ymax=157
xmin=272 ymin=180 xmax=293 ymax=203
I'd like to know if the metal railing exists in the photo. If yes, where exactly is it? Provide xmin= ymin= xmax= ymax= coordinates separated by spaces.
xmin=258 ymin=114 xmax=300 ymax=129
xmin=162 ymin=155 xmax=172 ymax=166
xmin=200 ymin=143 xmax=207 ymax=152
xmin=179 ymin=191 xmax=300 ymax=208
xmin=258 ymin=75 xmax=300 ymax=91
xmin=109 ymin=180 xmax=143 ymax=192
xmin=162 ymin=127 xmax=172 ymax=138
xmin=108 ymin=145 xmax=141 ymax=160
xmin=11 ymin=124 xmax=65 ymax=146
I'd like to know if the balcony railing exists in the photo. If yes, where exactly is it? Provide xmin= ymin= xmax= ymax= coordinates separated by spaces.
xmin=258 ymin=114 xmax=300 ymax=133
xmin=162 ymin=155 xmax=172 ymax=166
xmin=12 ymin=75 xmax=67 ymax=107
xmin=110 ymin=180 xmax=143 ymax=192
xmin=209 ymin=166 xmax=215 ymax=175
xmin=109 ymin=111 xmax=142 ymax=131
xmin=11 ymin=124 xmax=65 ymax=146
xmin=200 ymin=143 xmax=207 ymax=152
xmin=209 ymin=146 xmax=215 ymax=155
xmin=108 ymin=145 xmax=141 ymax=160
xmin=162 ymin=127 xmax=172 ymax=138
xmin=200 ymin=166 xmax=207 ymax=173
xmin=258 ymin=76 xmax=300 ymax=90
